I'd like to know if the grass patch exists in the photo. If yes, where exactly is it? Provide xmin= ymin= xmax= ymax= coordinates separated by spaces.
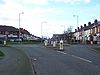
xmin=6 ymin=41 xmax=41 ymax=44
xmin=0 ymin=51 xmax=4 ymax=56
xmin=20 ymin=41 xmax=40 ymax=44
xmin=94 ymin=47 xmax=100 ymax=52
xmin=7 ymin=42 xmax=19 ymax=44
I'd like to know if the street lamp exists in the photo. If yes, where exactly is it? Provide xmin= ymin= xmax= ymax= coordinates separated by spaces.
xmin=73 ymin=15 xmax=79 ymax=43
xmin=19 ymin=12 xmax=24 ymax=43
xmin=61 ymin=25 xmax=66 ymax=42
xmin=73 ymin=15 xmax=79 ymax=27
xmin=41 ymin=21 xmax=47 ymax=43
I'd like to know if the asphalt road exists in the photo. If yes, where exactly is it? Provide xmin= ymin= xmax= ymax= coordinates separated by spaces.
xmin=0 ymin=46 xmax=33 ymax=75
xmin=12 ymin=44 xmax=100 ymax=75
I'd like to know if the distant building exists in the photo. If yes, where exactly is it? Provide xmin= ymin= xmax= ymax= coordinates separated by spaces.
xmin=0 ymin=25 xmax=19 ymax=42
xmin=0 ymin=25 xmax=40 ymax=42
xmin=52 ymin=34 xmax=64 ymax=41
xmin=52 ymin=19 xmax=100 ymax=44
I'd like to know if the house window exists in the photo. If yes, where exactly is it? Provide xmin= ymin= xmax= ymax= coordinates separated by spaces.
xmin=99 ymin=26 xmax=100 ymax=32
xmin=92 ymin=28 xmax=95 ymax=35
xmin=97 ymin=27 xmax=99 ymax=33
xmin=90 ymin=29 xmax=92 ymax=34
xmin=95 ymin=27 xmax=96 ymax=33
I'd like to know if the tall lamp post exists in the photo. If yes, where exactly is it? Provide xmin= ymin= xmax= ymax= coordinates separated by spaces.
xmin=41 ymin=21 xmax=47 ymax=43
xmin=73 ymin=15 xmax=79 ymax=27
xmin=19 ymin=12 xmax=24 ymax=43
xmin=73 ymin=15 xmax=79 ymax=43
xmin=61 ymin=25 xmax=65 ymax=42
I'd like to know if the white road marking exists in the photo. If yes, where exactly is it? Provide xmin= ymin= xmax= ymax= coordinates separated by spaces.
xmin=33 ymin=58 xmax=37 ymax=61
xmin=57 ymin=51 xmax=67 ymax=54
xmin=57 ymin=51 xmax=92 ymax=63
xmin=71 ymin=55 xmax=92 ymax=63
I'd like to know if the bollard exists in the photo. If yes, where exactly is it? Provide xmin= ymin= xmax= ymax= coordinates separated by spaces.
xmin=59 ymin=40 xmax=64 ymax=50
xmin=60 ymin=43 xmax=64 ymax=50
xmin=53 ymin=41 xmax=56 ymax=47
xmin=44 ymin=40 xmax=48 ymax=46
xmin=4 ymin=40 xmax=6 ymax=45
xmin=51 ymin=41 xmax=53 ymax=46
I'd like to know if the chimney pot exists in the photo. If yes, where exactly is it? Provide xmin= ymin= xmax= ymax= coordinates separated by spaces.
xmin=78 ymin=27 xmax=79 ymax=30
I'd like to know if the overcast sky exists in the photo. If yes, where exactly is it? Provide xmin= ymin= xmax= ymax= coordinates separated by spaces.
xmin=0 ymin=0 xmax=100 ymax=38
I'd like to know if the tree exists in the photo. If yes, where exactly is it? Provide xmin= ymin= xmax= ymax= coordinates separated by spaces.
xmin=65 ymin=26 xmax=73 ymax=33
xmin=64 ymin=26 xmax=73 ymax=43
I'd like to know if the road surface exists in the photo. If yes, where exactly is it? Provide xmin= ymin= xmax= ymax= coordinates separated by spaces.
xmin=0 ymin=46 xmax=33 ymax=75
xmin=12 ymin=44 xmax=100 ymax=75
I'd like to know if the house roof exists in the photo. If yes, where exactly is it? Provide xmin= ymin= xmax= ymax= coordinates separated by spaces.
xmin=85 ymin=23 xmax=94 ymax=30
xmin=76 ymin=22 xmax=96 ymax=32
xmin=0 ymin=25 xmax=30 ymax=35
xmin=20 ymin=28 xmax=30 ymax=34
xmin=96 ymin=21 xmax=100 ymax=26
xmin=53 ymin=34 xmax=63 ymax=36
xmin=0 ymin=25 xmax=18 ymax=32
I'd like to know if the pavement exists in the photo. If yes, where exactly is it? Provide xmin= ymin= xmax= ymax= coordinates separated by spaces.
xmin=0 ymin=45 xmax=34 ymax=75
xmin=12 ymin=44 xmax=100 ymax=75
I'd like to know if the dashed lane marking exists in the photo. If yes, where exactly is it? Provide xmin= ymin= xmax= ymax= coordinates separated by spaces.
xmin=57 ymin=51 xmax=67 ymax=55
xmin=57 ymin=51 xmax=92 ymax=63
xmin=71 ymin=55 xmax=92 ymax=63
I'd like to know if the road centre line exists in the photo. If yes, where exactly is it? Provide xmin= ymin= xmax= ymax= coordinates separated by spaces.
xmin=57 ymin=51 xmax=67 ymax=54
xmin=57 ymin=51 xmax=92 ymax=63
xmin=71 ymin=55 xmax=92 ymax=63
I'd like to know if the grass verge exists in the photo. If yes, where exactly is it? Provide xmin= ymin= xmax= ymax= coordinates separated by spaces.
xmin=0 ymin=51 xmax=4 ymax=56
xmin=94 ymin=47 xmax=100 ymax=52
xmin=6 ymin=41 xmax=41 ymax=44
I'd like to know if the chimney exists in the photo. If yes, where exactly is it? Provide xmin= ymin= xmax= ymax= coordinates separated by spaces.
xmin=75 ymin=29 xmax=77 ymax=32
xmin=77 ymin=27 xmax=79 ymax=30
xmin=88 ymin=22 xmax=91 ymax=26
xmin=80 ymin=25 xmax=83 ymax=29
xmin=94 ymin=19 xmax=98 ymax=24
xmin=84 ymin=24 xmax=86 ymax=27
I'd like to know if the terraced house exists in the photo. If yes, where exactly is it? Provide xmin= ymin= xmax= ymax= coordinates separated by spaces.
xmin=73 ymin=19 xmax=100 ymax=44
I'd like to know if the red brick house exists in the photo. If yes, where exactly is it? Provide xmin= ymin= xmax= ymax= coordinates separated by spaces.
xmin=73 ymin=19 xmax=100 ymax=44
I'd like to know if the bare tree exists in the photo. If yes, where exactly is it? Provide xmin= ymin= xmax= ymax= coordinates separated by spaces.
xmin=64 ymin=26 xmax=73 ymax=44
xmin=65 ymin=26 xmax=73 ymax=33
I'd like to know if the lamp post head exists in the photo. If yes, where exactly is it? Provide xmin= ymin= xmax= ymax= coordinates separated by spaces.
xmin=19 ymin=12 xmax=24 ymax=15
xmin=73 ymin=15 xmax=78 ymax=17
xmin=21 ymin=12 xmax=24 ymax=14
xmin=41 ymin=21 xmax=47 ymax=24
xmin=73 ymin=15 xmax=76 ymax=17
